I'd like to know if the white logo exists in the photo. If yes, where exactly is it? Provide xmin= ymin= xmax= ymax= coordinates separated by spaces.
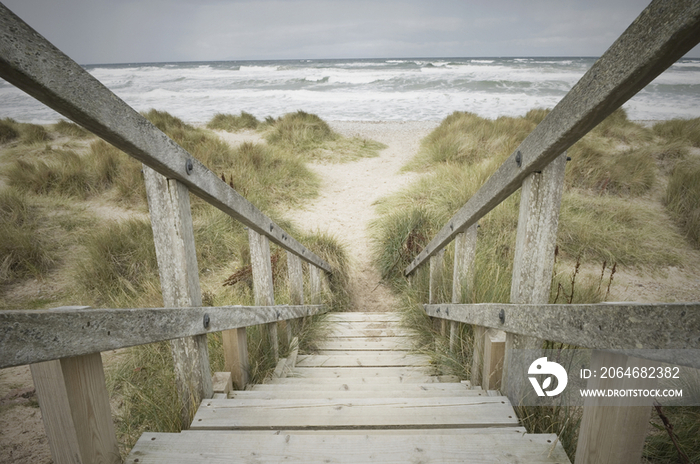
xmin=528 ymin=357 xmax=568 ymax=397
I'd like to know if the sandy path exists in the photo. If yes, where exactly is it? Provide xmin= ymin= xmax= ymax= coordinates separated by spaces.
xmin=217 ymin=121 xmax=439 ymax=312
xmin=290 ymin=121 xmax=438 ymax=311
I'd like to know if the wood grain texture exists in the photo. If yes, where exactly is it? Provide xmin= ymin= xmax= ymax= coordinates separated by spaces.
xmin=60 ymin=354 xmax=120 ymax=464
xmin=575 ymin=351 xmax=659 ymax=464
xmin=248 ymin=229 xmax=279 ymax=361
xmin=0 ymin=305 xmax=326 ymax=369
xmin=503 ymin=153 xmax=567 ymax=403
xmin=30 ymin=360 xmax=82 ymax=464
xmin=190 ymin=396 xmax=519 ymax=430
xmin=127 ymin=431 xmax=568 ymax=463
xmin=296 ymin=354 xmax=430 ymax=368
xmin=405 ymin=0 xmax=700 ymax=276
xmin=0 ymin=4 xmax=331 ymax=273
xmin=144 ymin=168 xmax=212 ymax=425
xmin=423 ymin=302 xmax=700 ymax=368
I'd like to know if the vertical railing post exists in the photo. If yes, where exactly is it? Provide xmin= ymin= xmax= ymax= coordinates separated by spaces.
xmin=451 ymin=225 xmax=477 ymax=360
xmin=143 ymin=166 xmax=212 ymax=427
xmin=248 ymin=228 xmax=279 ymax=362
xmin=31 ymin=354 xmax=120 ymax=464
xmin=309 ymin=264 xmax=322 ymax=304
xmin=502 ymin=152 xmax=567 ymax=403
xmin=575 ymin=351 xmax=659 ymax=464
xmin=429 ymin=249 xmax=446 ymax=334
xmin=287 ymin=251 xmax=305 ymax=346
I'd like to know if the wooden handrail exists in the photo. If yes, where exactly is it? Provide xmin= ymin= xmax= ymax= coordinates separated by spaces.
xmin=424 ymin=303 xmax=700 ymax=369
xmin=405 ymin=0 xmax=700 ymax=276
xmin=0 ymin=4 xmax=331 ymax=274
xmin=0 ymin=304 xmax=326 ymax=369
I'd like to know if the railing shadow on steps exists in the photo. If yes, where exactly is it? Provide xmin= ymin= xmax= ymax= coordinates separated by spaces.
xmin=0 ymin=3 xmax=332 ymax=463
xmin=402 ymin=1 xmax=700 ymax=463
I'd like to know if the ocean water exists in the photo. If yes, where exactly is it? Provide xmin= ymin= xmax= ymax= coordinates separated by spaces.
xmin=2 ymin=57 xmax=700 ymax=124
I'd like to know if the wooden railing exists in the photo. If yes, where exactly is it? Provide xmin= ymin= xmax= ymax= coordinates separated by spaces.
xmin=0 ymin=3 xmax=332 ymax=463
xmin=403 ymin=1 xmax=700 ymax=463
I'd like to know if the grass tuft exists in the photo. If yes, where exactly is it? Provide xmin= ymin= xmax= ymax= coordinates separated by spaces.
xmin=0 ymin=189 xmax=56 ymax=282
xmin=207 ymin=112 xmax=260 ymax=132
xmin=73 ymin=219 xmax=160 ymax=308
xmin=653 ymin=117 xmax=700 ymax=147
xmin=665 ymin=157 xmax=700 ymax=248
xmin=52 ymin=119 xmax=92 ymax=138
xmin=0 ymin=118 xmax=19 ymax=144
xmin=263 ymin=111 xmax=386 ymax=162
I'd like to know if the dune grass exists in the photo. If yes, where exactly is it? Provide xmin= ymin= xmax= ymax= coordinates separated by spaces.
xmin=653 ymin=117 xmax=700 ymax=147
xmin=207 ymin=111 xmax=260 ymax=132
xmin=0 ymin=189 xmax=56 ymax=282
xmin=261 ymin=110 xmax=386 ymax=162
xmin=665 ymin=157 xmax=700 ymax=248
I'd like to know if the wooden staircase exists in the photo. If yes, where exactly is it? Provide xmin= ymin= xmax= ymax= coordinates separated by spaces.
xmin=125 ymin=312 xmax=571 ymax=463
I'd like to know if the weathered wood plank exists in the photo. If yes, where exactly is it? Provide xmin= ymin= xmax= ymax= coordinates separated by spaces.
xmin=503 ymin=152 xmax=567 ymax=403
xmin=0 ymin=305 xmax=325 ymax=368
xmin=30 ymin=360 xmax=83 ymax=464
xmin=328 ymin=327 xmax=411 ymax=338
xmin=211 ymin=372 xmax=233 ymax=395
xmin=405 ymin=0 xmax=700 ymax=276
xmin=296 ymin=354 xmax=430 ymax=368
xmin=268 ymin=376 xmax=440 ymax=385
xmin=575 ymin=352 xmax=659 ymax=464
xmin=181 ymin=427 xmax=530 ymax=435
xmin=248 ymin=229 xmax=279 ymax=361
xmin=424 ymin=303 xmax=700 ymax=368
xmin=309 ymin=265 xmax=322 ymax=304
xmin=316 ymin=337 xmax=411 ymax=351
xmin=452 ymin=226 xmax=478 ymax=353
xmin=221 ymin=327 xmax=249 ymax=390
xmin=0 ymin=4 xmax=331 ymax=273
xmin=481 ymin=329 xmax=505 ymax=391
xmin=233 ymin=387 xmax=490 ymax=400
xmin=190 ymin=397 xmax=519 ymax=430
xmin=30 ymin=354 xmax=120 ymax=464
xmin=143 ymin=167 xmax=212 ymax=424
xmin=313 ymin=350 xmax=413 ymax=356
xmin=286 ymin=366 xmax=434 ymax=378
xmin=250 ymin=382 xmax=475 ymax=393
xmin=127 ymin=431 xmax=569 ymax=463
xmin=326 ymin=313 xmax=401 ymax=322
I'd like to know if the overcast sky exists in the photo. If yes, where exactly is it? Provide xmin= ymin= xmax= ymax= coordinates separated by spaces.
xmin=3 ymin=0 xmax=699 ymax=64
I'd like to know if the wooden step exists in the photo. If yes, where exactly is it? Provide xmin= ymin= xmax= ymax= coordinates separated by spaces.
xmin=282 ymin=366 xmax=435 ymax=380
xmin=190 ymin=397 xmax=519 ymax=430
xmin=328 ymin=326 xmax=411 ymax=338
xmin=127 ymin=431 xmax=570 ymax=463
xmin=249 ymin=381 xmax=472 ymax=393
xmin=326 ymin=312 xmax=401 ymax=322
xmin=316 ymin=337 xmax=411 ymax=350
xmin=296 ymin=353 xmax=430 ymax=367
xmin=234 ymin=385 xmax=491 ymax=400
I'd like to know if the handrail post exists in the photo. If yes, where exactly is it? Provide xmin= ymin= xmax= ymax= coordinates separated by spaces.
xmin=248 ymin=228 xmax=279 ymax=362
xmin=502 ymin=152 xmax=567 ymax=403
xmin=451 ymin=226 xmax=477 ymax=365
xmin=143 ymin=166 xmax=213 ymax=427
xmin=575 ymin=351 xmax=659 ymax=464
xmin=309 ymin=264 xmax=322 ymax=304
xmin=31 ymin=354 xmax=120 ymax=464
xmin=287 ymin=251 xmax=305 ymax=346
xmin=429 ymin=250 xmax=446 ymax=335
